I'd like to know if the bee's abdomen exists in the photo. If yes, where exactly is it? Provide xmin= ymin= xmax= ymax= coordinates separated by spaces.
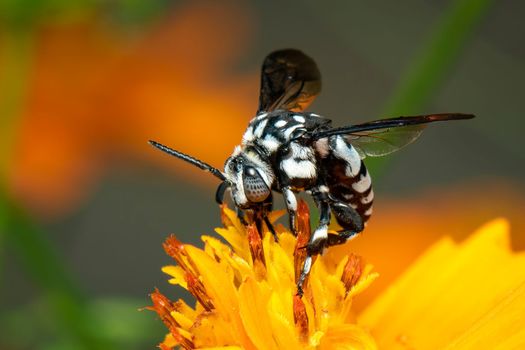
xmin=322 ymin=135 xmax=374 ymax=224
xmin=330 ymin=165 xmax=374 ymax=223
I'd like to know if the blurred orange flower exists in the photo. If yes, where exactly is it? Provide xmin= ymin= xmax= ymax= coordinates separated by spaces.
xmin=7 ymin=1 xmax=257 ymax=217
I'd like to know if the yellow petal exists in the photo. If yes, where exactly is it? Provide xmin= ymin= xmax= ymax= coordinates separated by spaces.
xmin=263 ymin=233 xmax=295 ymax=294
xmin=203 ymin=235 xmax=254 ymax=285
xmin=347 ymin=270 xmax=379 ymax=299
xmin=318 ymin=324 xmax=377 ymax=350
xmin=238 ymin=276 xmax=280 ymax=350
xmin=160 ymin=333 xmax=177 ymax=348
xmin=185 ymin=245 xmax=256 ymax=349
xmin=445 ymin=281 xmax=525 ymax=349
xmin=360 ymin=218 xmax=525 ymax=349
xmin=192 ymin=311 xmax=240 ymax=348
xmin=215 ymin=226 xmax=250 ymax=262
xmin=171 ymin=310 xmax=193 ymax=331
xmin=267 ymin=291 xmax=304 ymax=349
xmin=220 ymin=204 xmax=246 ymax=234
xmin=162 ymin=265 xmax=187 ymax=289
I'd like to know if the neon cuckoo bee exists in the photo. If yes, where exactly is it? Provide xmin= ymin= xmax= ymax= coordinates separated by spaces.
xmin=149 ymin=49 xmax=474 ymax=296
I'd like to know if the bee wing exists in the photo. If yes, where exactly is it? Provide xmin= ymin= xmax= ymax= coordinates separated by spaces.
xmin=311 ymin=113 xmax=474 ymax=158
xmin=344 ymin=124 xmax=427 ymax=158
xmin=258 ymin=49 xmax=321 ymax=113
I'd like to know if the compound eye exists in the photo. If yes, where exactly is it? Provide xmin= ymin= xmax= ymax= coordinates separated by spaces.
xmin=243 ymin=166 xmax=270 ymax=203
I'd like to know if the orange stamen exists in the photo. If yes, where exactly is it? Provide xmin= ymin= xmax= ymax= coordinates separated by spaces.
xmin=293 ymin=294 xmax=309 ymax=342
xmin=163 ymin=235 xmax=200 ymax=277
xmin=150 ymin=289 xmax=195 ymax=349
xmin=247 ymin=223 xmax=266 ymax=265
xmin=341 ymin=253 xmax=364 ymax=296
xmin=185 ymin=273 xmax=214 ymax=311
xmin=294 ymin=200 xmax=312 ymax=285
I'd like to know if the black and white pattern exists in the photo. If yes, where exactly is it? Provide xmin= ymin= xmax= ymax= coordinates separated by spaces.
xmin=242 ymin=110 xmax=328 ymax=152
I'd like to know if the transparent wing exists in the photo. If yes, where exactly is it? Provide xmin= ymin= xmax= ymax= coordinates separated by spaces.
xmin=311 ymin=113 xmax=475 ymax=159
xmin=346 ymin=124 xmax=426 ymax=158
xmin=258 ymin=49 xmax=322 ymax=113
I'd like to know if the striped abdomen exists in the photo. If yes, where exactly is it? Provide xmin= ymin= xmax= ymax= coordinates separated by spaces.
xmin=319 ymin=135 xmax=374 ymax=226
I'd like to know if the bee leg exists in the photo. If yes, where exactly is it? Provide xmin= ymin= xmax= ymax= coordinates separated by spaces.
xmin=215 ymin=181 xmax=229 ymax=204
xmin=297 ymin=189 xmax=331 ymax=296
xmin=326 ymin=200 xmax=364 ymax=247
xmin=252 ymin=197 xmax=279 ymax=242
xmin=236 ymin=207 xmax=248 ymax=225
xmin=262 ymin=194 xmax=279 ymax=242
xmin=264 ymin=216 xmax=279 ymax=242
xmin=252 ymin=207 xmax=265 ymax=238
xmin=282 ymin=186 xmax=298 ymax=235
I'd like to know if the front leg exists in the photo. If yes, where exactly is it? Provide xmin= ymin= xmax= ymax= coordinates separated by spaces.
xmin=297 ymin=187 xmax=331 ymax=296
xmin=235 ymin=207 xmax=248 ymax=225
xmin=252 ymin=194 xmax=279 ymax=242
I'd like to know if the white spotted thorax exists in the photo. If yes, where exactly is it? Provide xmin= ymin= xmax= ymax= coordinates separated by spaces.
xmin=224 ymin=110 xmax=374 ymax=227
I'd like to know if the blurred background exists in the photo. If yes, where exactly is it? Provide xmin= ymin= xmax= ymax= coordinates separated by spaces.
xmin=1 ymin=0 xmax=524 ymax=349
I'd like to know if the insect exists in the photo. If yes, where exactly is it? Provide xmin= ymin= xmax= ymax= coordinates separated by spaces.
xmin=149 ymin=49 xmax=474 ymax=296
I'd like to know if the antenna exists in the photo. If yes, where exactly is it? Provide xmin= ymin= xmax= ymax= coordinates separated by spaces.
xmin=149 ymin=140 xmax=226 ymax=181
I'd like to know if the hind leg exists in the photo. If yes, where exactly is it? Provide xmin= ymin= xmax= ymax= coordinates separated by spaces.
xmin=326 ymin=199 xmax=364 ymax=247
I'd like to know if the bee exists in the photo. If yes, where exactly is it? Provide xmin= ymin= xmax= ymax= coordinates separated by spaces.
xmin=150 ymin=49 xmax=474 ymax=296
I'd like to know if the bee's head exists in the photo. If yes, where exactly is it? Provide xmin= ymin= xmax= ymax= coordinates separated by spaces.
xmin=148 ymin=140 xmax=274 ymax=209
xmin=223 ymin=147 xmax=274 ymax=208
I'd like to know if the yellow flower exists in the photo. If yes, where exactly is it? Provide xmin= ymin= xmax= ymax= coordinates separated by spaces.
xmin=149 ymin=204 xmax=525 ymax=349
xmin=360 ymin=218 xmax=525 ymax=349
xmin=149 ymin=201 xmax=379 ymax=349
